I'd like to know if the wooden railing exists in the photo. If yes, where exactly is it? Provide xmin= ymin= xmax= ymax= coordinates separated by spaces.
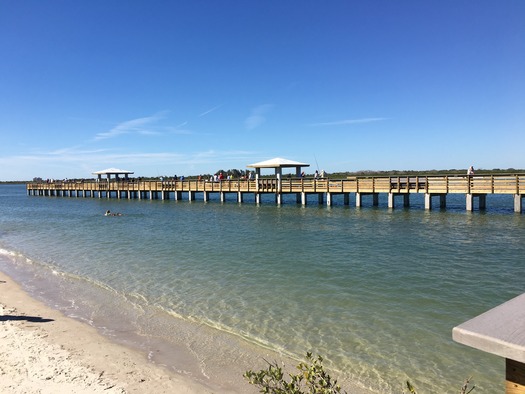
xmin=27 ymin=174 xmax=525 ymax=195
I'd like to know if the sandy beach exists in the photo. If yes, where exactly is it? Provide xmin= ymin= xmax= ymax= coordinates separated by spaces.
xmin=0 ymin=271 xmax=216 ymax=394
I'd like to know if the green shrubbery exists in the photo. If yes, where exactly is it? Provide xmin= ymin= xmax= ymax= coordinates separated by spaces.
xmin=244 ymin=352 xmax=345 ymax=394
xmin=244 ymin=352 xmax=476 ymax=394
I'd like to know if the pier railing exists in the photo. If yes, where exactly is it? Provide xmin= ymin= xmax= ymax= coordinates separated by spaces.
xmin=28 ymin=174 xmax=525 ymax=195
xmin=27 ymin=173 xmax=525 ymax=212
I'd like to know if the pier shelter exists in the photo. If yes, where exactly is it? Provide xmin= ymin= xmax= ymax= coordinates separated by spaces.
xmin=93 ymin=168 xmax=134 ymax=182
xmin=247 ymin=157 xmax=310 ymax=204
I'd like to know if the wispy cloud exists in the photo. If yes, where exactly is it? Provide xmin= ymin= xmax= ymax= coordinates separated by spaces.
xmin=94 ymin=111 xmax=168 ymax=141
xmin=245 ymin=104 xmax=273 ymax=130
xmin=309 ymin=117 xmax=387 ymax=127
xmin=163 ymin=121 xmax=193 ymax=135
xmin=0 ymin=146 xmax=258 ymax=179
xmin=190 ymin=149 xmax=254 ymax=161
xmin=199 ymin=105 xmax=223 ymax=117
xmin=2 ymin=146 xmax=255 ymax=168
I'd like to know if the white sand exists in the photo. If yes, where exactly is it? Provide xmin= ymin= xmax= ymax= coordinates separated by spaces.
xmin=0 ymin=273 xmax=215 ymax=394
xmin=0 ymin=270 xmax=374 ymax=394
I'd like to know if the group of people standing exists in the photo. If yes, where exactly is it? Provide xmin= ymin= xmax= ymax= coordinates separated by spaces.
xmin=313 ymin=169 xmax=326 ymax=179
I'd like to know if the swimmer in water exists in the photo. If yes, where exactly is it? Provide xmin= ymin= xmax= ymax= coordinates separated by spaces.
xmin=104 ymin=210 xmax=122 ymax=216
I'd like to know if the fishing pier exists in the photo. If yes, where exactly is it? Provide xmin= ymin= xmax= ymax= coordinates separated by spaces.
xmin=27 ymin=173 xmax=525 ymax=213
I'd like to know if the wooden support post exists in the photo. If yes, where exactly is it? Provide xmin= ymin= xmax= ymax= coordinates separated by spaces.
xmin=515 ymin=195 xmax=523 ymax=213
xmin=403 ymin=193 xmax=410 ymax=207
xmin=506 ymin=359 xmax=525 ymax=394
xmin=326 ymin=192 xmax=332 ymax=206
xmin=372 ymin=193 xmax=379 ymax=206
xmin=467 ymin=194 xmax=487 ymax=211
xmin=425 ymin=193 xmax=432 ymax=210
xmin=388 ymin=193 xmax=409 ymax=208
xmin=440 ymin=194 xmax=446 ymax=208
xmin=388 ymin=193 xmax=394 ymax=209
xmin=479 ymin=194 xmax=487 ymax=210
xmin=301 ymin=192 xmax=307 ymax=206
xmin=466 ymin=194 xmax=474 ymax=211
xmin=343 ymin=193 xmax=350 ymax=206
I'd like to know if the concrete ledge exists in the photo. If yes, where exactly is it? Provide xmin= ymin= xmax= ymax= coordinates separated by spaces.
xmin=453 ymin=293 xmax=525 ymax=363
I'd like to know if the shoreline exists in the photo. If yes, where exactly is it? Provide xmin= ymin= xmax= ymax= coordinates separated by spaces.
xmin=0 ymin=265 xmax=375 ymax=394
xmin=0 ymin=270 xmax=219 ymax=394
xmin=0 ymin=249 xmax=285 ymax=394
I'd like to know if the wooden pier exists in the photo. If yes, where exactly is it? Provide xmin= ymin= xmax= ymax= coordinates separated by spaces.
xmin=27 ymin=173 xmax=525 ymax=213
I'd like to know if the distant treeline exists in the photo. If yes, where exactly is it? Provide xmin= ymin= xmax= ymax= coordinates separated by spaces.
xmin=156 ymin=167 xmax=525 ymax=180
xmin=9 ymin=168 xmax=525 ymax=184
xmin=328 ymin=168 xmax=525 ymax=179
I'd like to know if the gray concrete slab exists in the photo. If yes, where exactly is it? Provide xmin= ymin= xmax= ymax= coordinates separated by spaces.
xmin=453 ymin=293 xmax=525 ymax=363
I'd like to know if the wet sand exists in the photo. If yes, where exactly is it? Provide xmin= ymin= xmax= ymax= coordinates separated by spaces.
xmin=0 ymin=271 xmax=216 ymax=394
xmin=0 ymin=268 xmax=374 ymax=394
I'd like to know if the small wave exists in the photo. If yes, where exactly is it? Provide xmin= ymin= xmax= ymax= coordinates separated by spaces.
xmin=0 ymin=247 xmax=36 ymax=267
xmin=0 ymin=247 xmax=21 ymax=258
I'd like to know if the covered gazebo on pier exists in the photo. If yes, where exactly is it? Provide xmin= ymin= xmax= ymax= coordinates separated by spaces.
xmin=247 ymin=157 xmax=310 ymax=204
xmin=247 ymin=157 xmax=309 ymax=177
xmin=92 ymin=168 xmax=134 ymax=182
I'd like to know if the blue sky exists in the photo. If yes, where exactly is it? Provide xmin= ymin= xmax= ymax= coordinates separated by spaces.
xmin=1 ymin=1 xmax=524 ymax=180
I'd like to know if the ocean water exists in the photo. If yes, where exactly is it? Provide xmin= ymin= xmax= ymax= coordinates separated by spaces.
xmin=1 ymin=183 xmax=524 ymax=393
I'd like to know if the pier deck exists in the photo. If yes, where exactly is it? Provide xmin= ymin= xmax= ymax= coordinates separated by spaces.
xmin=27 ymin=173 xmax=525 ymax=212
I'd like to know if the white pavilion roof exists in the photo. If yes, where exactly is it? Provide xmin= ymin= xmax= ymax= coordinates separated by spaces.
xmin=247 ymin=157 xmax=310 ymax=168
xmin=92 ymin=168 xmax=134 ymax=175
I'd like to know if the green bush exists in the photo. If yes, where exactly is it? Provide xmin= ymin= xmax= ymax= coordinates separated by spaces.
xmin=245 ymin=352 xmax=476 ymax=394
xmin=244 ymin=352 xmax=346 ymax=394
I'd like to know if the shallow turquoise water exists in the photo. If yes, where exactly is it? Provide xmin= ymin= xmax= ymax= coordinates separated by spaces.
xmin=1 ymin=184 xmax=523 ymax=392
